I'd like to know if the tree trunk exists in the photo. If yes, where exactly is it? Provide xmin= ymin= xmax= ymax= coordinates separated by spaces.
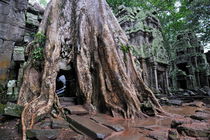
xmin=18 ymin=0 xmax=164 ymax=139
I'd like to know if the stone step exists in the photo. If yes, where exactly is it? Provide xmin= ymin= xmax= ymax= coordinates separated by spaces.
xmin=67 ymin=115 xmax=114 ymax=139
xmin=3 ymin=102 xmax=23 ymax=117
xmin=64 ymin=105 xmax=88 ymax=115
xmin=26 ymin=129 xmax=90 ymax=140
xmin=59 ymin=97 xmax=76 ymax=102
xmin=60 ymin=101 xmax=75 ymax=107
xmin=91 ymin=115 xmax=125 ymax=132
xmin=177 ymin=122 xmax=210 ymax=137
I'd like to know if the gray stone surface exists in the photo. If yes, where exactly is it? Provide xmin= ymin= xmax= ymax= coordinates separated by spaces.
xmin=167 ymin=99 xmax=183 ymax=106
xmin=190 ymin=112 xmax=210 ymax=121
xmin=26 ymin=129 xmax=59 ymax=140
xmin=67 ymin=115 xmax=113 ymax=139
xmin=0 ymin=0 xmax=27 ymax=84
xmin=3 ymin=102 xmax=23 ymax=117
xmin=7 ymin=80 xmax=16 ymax=88
xmin=168 ymin=129 xmax=179 ymax=140
xmin=0 ymin=0 xmax=44 ymax=85
xmin=0 ymin=128 xmax=21 ymax=140
xmin=13 ymin=46 xmax=25 ymax=61
xmin=116 ymin=6 xmax=169 ymax=94
xmin=177 ymin=122 xmax=210 ymax=137
xmin=52 ymin=119 xmax=70 ymax=129
xmin=65 ymin=105 xmax=88 ymax=115
xmin=26 ymin=12 xmax=39 ymax=26
xmin=91 ymin=115 xmax=125 ymax=132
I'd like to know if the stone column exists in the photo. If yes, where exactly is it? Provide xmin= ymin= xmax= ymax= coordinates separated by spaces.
xmin=141 ymin=58 xmax=148 ymax=86
xmin=165 ymin=66 xmax=169 ymax=93
xmin=153 ymin=62 xmax=158 ymax=91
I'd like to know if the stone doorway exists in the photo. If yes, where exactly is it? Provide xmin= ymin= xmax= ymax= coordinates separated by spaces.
xmin=177 ymin=79 xmax=187 ymax=89
xmin=157 ymin=71 xmax=165 ymax=93
xmin=177 ymin=63 xmax=189 ymax=75
xmin=56 ymin=67 xmax=77 ymax=97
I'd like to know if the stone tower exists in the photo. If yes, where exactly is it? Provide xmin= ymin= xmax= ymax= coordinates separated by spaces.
xmin=116 ymin=6 xmax=169 ymax=94
xmin=170 ymin=31 xmax=209 ymax=90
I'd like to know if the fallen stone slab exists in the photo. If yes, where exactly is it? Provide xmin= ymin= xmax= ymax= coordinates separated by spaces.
xmin=57 ymin=129 xmax=92 ymax=140
xmin=27 ymin=128 xmax=91 ymax=140
xmin=180 ymin=137 xmax=209 ymax=140
xmin=26 ymin=129 xmax=59 ymax=140
xmin=64 ymin=105 xmax=88 ymax=115
xmin=177 ymin=122 xmax=210 ymax=137
xmin=3 ymin=102 xmax=23 ymax=117
xmin=0 ymin=128 xmax=21 ymax=140
xmin=180 ymin=136 xmax=197 ymax=140
xmin=67 ymin=115 xmax=113 ymax=139
xmin=168 ymin=129 xmax=179 ymax=140
xmin=91 ymin=115 xmax=125 ymax=132
xmin=34 ymin=118 xmax=52 ymax=129
xmin=106 ymin=129 xmax=152 ymax=140
xmin=171 ymin=118 xmax=193 ymax=128
xmin=52 ymin=119 xmax=69 ymax=129
xmin=148 ymin=128 xmax=169 ymax=140
xmin=190 ymin=112 xmax=210 ymax=121
xmin=183 ymin=101 xmax=205 ymax=108
xmin=167 ymin=99 xmax=183 ymax=106
xmin=197 ymin=89 xmax=208 ymax=96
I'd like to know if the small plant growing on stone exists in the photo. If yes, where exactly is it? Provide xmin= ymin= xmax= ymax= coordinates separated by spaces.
xmin=32 ymin=32 xmax=46 ymax=68
xmin=120 ymin=44 xmax=131 ymax=53
xmin=32 ymin=47 xmax=44 ymax=61
xmin=34 ymin=32 xmax=46 ymax=45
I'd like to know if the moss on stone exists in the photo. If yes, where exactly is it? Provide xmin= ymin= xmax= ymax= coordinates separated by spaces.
xmin=0 ymin=104 xmax=6 ymax=114
xmin=4 ymin=102 xmax=24 ymax=117
xmin=116 ymin=6 xmax=169 ymax=64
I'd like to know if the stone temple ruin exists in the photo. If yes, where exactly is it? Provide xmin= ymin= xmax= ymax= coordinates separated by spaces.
xmin=0 ymin=0 xmax=44 ymax=99
xmin=0 ymin=3 xmax=209 ymax=99
xmin=116 ymin=6 xmax=170 ymax=94
xmin=170 ymin=31 xmax=210 ymax=90
xmin=0 ymin=3 xmax=210 ymax=140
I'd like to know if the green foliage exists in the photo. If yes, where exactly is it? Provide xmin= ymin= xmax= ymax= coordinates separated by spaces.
xmin=32 ymin=47 xmax=44 ymax=61
xmin=39 ymin=0 xmax=48 ymax=6
xmin=107 ymin=0 xmax=141 ymax=8
xmin=29 ymin=0 xmax=48 ymax=7
xmin=0 ymin=84 xmax=7 ymax=104
xmin=32 ymin=32 xmax=46 ymax=62
xmin=120 ymin=44 xmax=130 ymax=53
xmin=34 ymin=32 xmax=46 ymax=45
xmin=0 ymin=104 xmax=6 ymax=114
xmin=187 ymin=0 xmax=210 ymax=45
xmin=108 ymin=0 xmax=209 ymax=53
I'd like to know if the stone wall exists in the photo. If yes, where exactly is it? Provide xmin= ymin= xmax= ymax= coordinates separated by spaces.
xmin=0 ymin=0 xmax=28 ymax=85
xmin=170 ymin=32 xmax=210 ymax=90
xmin=0 ymin=1 xmax=43 ymax=102
xmin=205 ymin=51 xmax=210 ymax=64
xmin=116 ymin=6 xmax=169 ymax=94
xmin=0 ymin=1 xmax=43 ymax=86
xmin=205 ymin=51 xmax=210 ymax=85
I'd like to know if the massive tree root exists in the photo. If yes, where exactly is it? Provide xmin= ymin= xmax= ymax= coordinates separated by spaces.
xmin=18 ymin=0 xmax=165 ymax=139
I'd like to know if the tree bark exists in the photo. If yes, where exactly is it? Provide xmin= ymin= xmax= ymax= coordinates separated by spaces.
xmin=18 ymin=0 xmax=164 ymax=139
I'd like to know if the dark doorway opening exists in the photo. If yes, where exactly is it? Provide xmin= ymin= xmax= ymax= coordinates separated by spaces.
xmin=177 ymin=80 xmax=187 ymax=89
xmin=177 ymin=63 xmax=189 ymax=75
xmin=208 ymin=77 xmax=210 ymax=87
xmin=157 ymin=71 xmax=165 ymax=93
xmin=56 ymin=64 xmax=77 ymax=97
